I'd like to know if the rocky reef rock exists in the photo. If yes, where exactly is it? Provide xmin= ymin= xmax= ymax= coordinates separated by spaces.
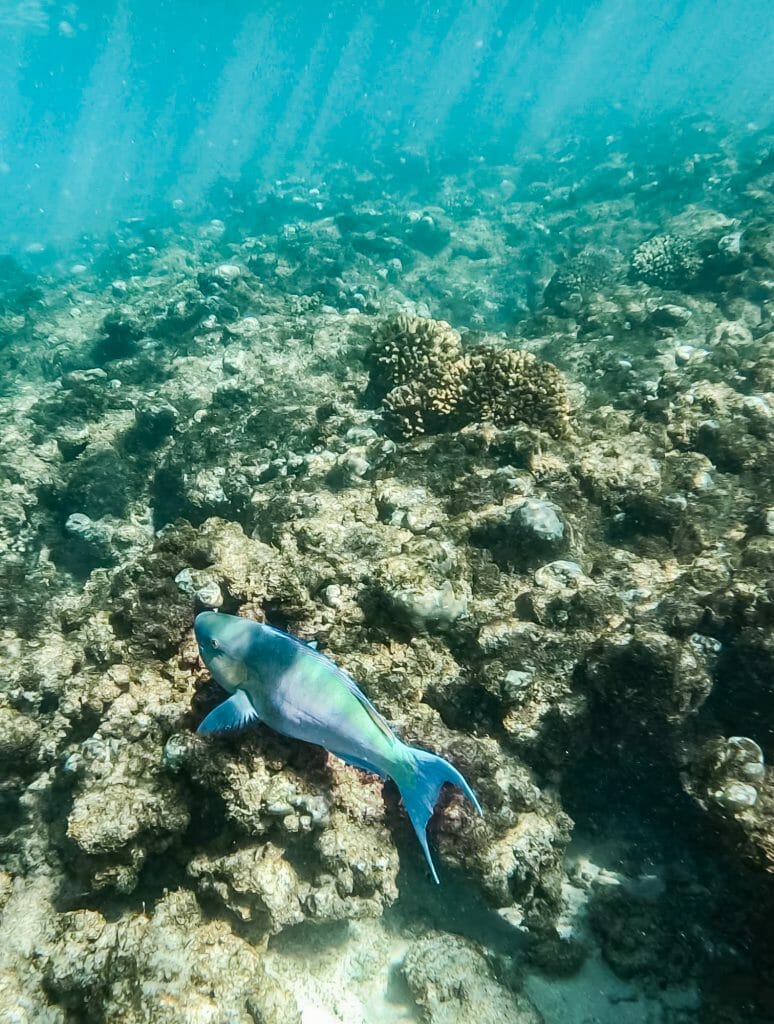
xmin=402 ymin=932 xmax=541 ymax=1024
xmin=43 ymin=888 xmax=301 ymax=1024
xmin=543 ymin=248 xmax=621 ymax=315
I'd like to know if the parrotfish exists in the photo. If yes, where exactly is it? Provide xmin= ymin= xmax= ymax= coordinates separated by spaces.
xmin=194 ymin=610 xmax=482 ymax=883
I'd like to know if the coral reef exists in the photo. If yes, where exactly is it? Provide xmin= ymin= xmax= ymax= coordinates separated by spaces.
xmin=0 ymin=117 xmax=773 ymax=1023
xmin=368 ymin=313 xmax=467 ymax=437
xmin=402 ymin=933 xmax=541 ymax=1024
xmin=458 ymin=347 xmax=571 ymax=437
xmin=543 ymin=248 xmax=620 ymax=316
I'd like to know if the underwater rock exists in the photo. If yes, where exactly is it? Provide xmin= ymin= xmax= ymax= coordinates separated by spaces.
xmin=403 ymin=210 xmax=452 ymax=255
xmin=194 ymin=579 xmax=224 ymax=608
xmin=0 ymin=255 xmax=40 ymax=314
xmin=43 ymin=889 xmax=302 ymax=1023
xmin=647 ymin=302 xmax=693 ymax=327
xmin=716 ymin=780 xmax=758 ymax=811
xmin=402 ymin=932 xmax=541 ymax=1024
xmin=684 ymin=734 xmax=766 ymax=819
xmin=64 ymin=690 xmax=190 ymax=892
xmin=582 ymin=627 xmax=717 ymax=758
xmin=167 ymin=727 xmax=399 ymax=932
xmin=368 ymin=534 xmax=469 ymax=634
xmin=470 ymin=497 xmax=567 ymax=572
xmin=381 ymin=576 xmax=468 ymax=633
xmin=543 ymin=248 xmax=619 ymax=315
xmin=588 ymin=881 xmax=704 ymax=987
xmin=62 ymin=444 xmax=139 ymax=520
xmin=375 ymin=480 xmax=446 ymax=533
xmin=188 ymin=842 xmax=307 ymax=935
xmin=93 ymin=310 xmax=144 ymax=362
xmin=64 ymin=512 xmax=116 ymax=567
xmin=0 ymin=708 xmax=39 ymax=767
xmin=123 ymin=399 xmax=179 ymax=452
xmin=108 ymin=541 xmax=204 ymax=659
xmin=477 ymin=807 xmax=573 ymax=914
xmin=574 ymin=435 xmax=662 ymax=504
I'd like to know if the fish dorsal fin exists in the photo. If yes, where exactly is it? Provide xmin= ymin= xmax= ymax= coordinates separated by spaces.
xmin=263 ymin=623 xmax=396 ymax=743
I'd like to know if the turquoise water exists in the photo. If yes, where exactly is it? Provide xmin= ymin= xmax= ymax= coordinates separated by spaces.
xmin=0 ymin=3 xmax=773 ymax=1023
xmin=2 ymin=0 xmax=773 ymax=250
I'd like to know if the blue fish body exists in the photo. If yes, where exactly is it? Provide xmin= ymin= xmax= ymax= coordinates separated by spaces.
xmin=193 ymin=611 xmax=482 ymax=883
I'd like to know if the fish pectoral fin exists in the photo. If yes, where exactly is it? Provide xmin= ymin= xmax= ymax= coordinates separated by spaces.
xmin=197 ymin=689 xmax=260 ymax=734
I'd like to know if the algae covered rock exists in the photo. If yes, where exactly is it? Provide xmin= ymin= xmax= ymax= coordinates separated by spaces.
xmin=43 ymin=888 xmax=301 ymax=1024
xmin=370 ymin=537 xmax=470 ymax=633
xmin=543 ymin=248 xmax=619 ymax=315
xmin=188 ymin=842 xmax=307 ymax=935
xmin=167 ymin=726 xmax=400 ymax=933
xmin=63 ymin=688 xmax=191 ymax=893
xmin=469 ymin=496 xmax=568 ymax=571
xmin=402 ymin=932 xmax=541 ymax=1024
xmin=681 ymin=731 xmax=774 ymax=873
xmin=0 ymin=708 xmax=39 ymax=767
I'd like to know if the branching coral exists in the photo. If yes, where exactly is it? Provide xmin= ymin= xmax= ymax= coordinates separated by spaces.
xmin=459 ymin=347 xmax=571 ymax=437
xmin=630 ymin=234 xmax=703 ymax=288
xmin=369 ymin=313 xmax=463 ymax=396
xmin=368 ymin=315 xmax=571 ymax=439
xmin=369 ymin=314 xmax=466 ymax=437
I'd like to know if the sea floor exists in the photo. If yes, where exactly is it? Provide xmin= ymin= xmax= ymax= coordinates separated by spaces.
xmin=0 ymin=116 xmax=773 ymax=1022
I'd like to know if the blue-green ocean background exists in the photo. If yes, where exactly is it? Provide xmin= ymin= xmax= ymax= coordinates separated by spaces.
xmin=1 ymin=0 xmax=773 ymax=256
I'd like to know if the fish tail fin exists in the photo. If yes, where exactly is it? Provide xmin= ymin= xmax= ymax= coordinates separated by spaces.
xmin=395 ymin=745 xmax=482 ymax=885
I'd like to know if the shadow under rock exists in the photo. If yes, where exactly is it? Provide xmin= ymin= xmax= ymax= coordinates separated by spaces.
xmin=562 ymin=745 xmax=774 ymax=1020
xmin=384 ymin=788 xmax=529 ymax=958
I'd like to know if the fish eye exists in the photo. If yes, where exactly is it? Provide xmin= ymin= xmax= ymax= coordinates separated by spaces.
xmin=210 ymin=638 xmax=220 ymax=650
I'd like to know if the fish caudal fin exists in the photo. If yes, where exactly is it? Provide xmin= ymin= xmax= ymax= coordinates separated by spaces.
xmin=396 ymin=746 xmax=482 ymax=884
